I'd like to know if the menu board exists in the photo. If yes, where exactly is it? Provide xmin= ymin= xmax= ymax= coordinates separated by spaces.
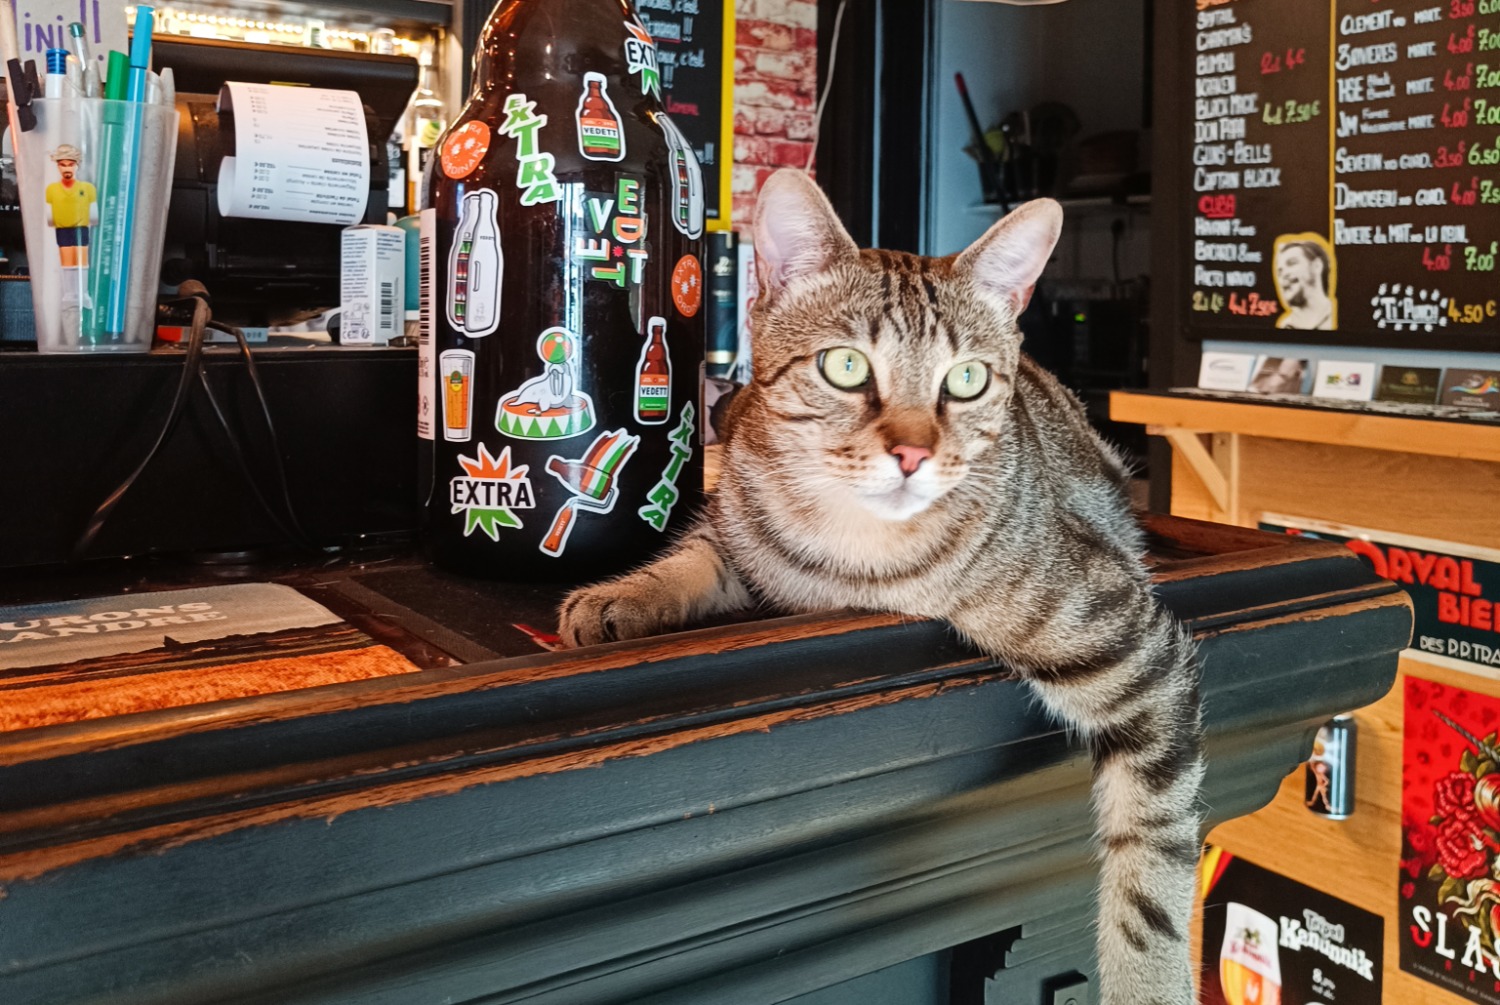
xmin=1184 ymin=0 xmax=1500 ymax=343
xmin=635 ymin=0 xmax=734 ymax=228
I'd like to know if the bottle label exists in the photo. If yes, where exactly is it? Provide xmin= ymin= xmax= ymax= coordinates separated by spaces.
xmin=577 ymin=72 xmax=626 ymax=162
xmin=574 ymin=177 xmax=650 ymax=289
xmin=636 ymin=375 xmax=670 ymax=420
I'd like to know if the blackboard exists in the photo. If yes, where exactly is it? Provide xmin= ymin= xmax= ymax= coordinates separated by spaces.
xmin=636 ymin=0 xmax=733 ymax=229
xmin=1178 ymin=0 xmax=1500 ymax=349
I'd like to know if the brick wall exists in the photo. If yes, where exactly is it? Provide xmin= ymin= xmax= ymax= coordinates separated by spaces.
xmin=732 ymin=0 xmax=818 ymax=227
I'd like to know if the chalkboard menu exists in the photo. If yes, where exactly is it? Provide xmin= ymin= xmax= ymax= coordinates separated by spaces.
xmin=636 ymin=0 xmax=733 ymax=229
xmin=1182 ymin=0 xmax=1500 ymax=346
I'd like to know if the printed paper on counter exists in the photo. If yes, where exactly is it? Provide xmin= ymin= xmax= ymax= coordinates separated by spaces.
xmin=216 ymin=82 xmax=371 ymax=226
xmin=1312 ymin=360 xmax=1377 ymax=401
xmin=1197 ymin=351 xmax=1256 ymax=391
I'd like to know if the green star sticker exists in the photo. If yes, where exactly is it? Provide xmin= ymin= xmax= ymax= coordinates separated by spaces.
xmin=465 ymin=506 xmax=523 ymax=542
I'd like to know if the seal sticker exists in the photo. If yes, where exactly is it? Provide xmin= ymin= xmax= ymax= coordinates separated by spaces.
xmin=447 ymin=190 xmax=502 ymax=337
xmin=538 ymin=428 xmax=641 ymax=557
xmin=496 ymin=327 xmax=596 ymax=440
xmin=671 ymin=255 xmax=701 ymax=317
xmin=441 ymin=121 xmax=490 ymax=180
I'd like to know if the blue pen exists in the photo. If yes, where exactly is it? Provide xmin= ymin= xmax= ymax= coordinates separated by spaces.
xmin=103 ymin=5 xmax=152 ymax=341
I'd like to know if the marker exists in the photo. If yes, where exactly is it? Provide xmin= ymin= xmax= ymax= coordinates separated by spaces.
xmin=67 ymin=22 xmax=96 ymax=98
xmin=43 ymin=48 xmax=67 ymax=99
xmin=101 ymin=5 xmax=153 ymax=341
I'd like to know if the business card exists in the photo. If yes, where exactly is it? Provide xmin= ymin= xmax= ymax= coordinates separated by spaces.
xmin=1247 ymin=356 xmax=1310 ymax=395
xmin=1198 ymin=351 xmax=1256 ymax=391
xmin=1440 ymin=368 xmax=1500 ymax=411
xmin=1375 ymin=366 xmax=1441 ymax=405
xmin=1312 ymin=360 xmax=1377 ymax=401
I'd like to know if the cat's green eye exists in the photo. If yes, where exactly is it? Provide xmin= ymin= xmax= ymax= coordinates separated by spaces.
xmin=819 ymin=347 xmax=872 ymax=390
xmin=944 ymin=361 xmax=990 ymax=400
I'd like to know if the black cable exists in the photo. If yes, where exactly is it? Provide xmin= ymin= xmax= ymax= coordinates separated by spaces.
xmin=71 ymin=297 xmax=208 ymax=561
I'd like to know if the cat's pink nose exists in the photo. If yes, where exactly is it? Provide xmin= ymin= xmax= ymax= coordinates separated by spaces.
xmin=890 ymin=445 xmax=931 ymax=475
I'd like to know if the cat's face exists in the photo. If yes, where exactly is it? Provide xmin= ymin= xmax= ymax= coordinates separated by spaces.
xmin=743 ymin=170 xmax=1062 ymax=523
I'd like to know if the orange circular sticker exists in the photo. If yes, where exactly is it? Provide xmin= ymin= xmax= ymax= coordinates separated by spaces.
xmin=441 ymin=121 xmax=491 ymax=180
xmin=671 ymin=254 xmax=702 ymax=317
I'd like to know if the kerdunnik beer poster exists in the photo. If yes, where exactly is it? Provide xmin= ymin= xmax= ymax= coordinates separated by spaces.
xmin=1401 ymin=676 xmax=1500 ymax=1002
xmin=1200 ymin=846 xmax=1382 ymax=1005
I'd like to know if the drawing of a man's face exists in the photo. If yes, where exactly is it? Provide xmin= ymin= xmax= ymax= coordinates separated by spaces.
xmin=1277 ymin=245 xmax=1324 ymax=307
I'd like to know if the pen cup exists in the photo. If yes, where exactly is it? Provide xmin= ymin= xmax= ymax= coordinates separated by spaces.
xmin=14 ymin=97 xmax=179 ymax=353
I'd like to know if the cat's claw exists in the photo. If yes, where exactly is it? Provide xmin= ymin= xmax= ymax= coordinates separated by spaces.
xmin=557 ymin=581 xmax=666 ymax=648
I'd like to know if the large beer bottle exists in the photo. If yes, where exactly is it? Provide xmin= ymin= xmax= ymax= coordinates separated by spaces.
xmin=424 ymin=0 xmax=707 ymax=581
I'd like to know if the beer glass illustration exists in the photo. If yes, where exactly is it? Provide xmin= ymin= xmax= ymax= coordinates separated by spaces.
xmin=1219 ymin=903 xmax=1282 ymax=1005
xmin=439 ymin=349 xmax=476 ymax=441
xmin=539 ymin=428 xmax=640 ymax=557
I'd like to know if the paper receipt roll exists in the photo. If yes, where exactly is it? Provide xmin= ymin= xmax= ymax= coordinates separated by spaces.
xmin=216 ymin=81 xmax=370 ymax=226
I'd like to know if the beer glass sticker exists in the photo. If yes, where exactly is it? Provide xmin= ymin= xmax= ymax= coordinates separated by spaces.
xmin=447 ymin=190 xmax=502 ymax=337
xmin=1220 ymin=902 xmax=1283 ymax=1005
xmin=439 ymin=348 xmax=477 ymax=441
xmin=576 ymin=73 xmax=626 ymax=162
xmin=658 ymin=114 xmax=704 ymax=239
xmin=622 ymin=20 xmax=660 ymax=99
xmin=441 ymin=121 xmax=491 ymax=180
xmin=540 ymin=428 xmax=641 ymax=557
xmin=497 ymin=327 xmax=597 ymax=440
xmin=634 ymin=317 xmax=672 ymax=424
xmin=450 ymin=443 xmax=536 ymax=541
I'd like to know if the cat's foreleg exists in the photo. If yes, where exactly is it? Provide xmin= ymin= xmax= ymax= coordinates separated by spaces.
xmin=950 ymin=592 xmax=1204 ymax=1005
xmin=557 ymin=520 xmax=753 ymax=647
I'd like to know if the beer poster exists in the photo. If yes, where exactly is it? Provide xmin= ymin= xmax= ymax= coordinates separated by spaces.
xmin=1400 ymin=676 xmax=1500 ymax=1002
xmin=1200 ymin=846 xmax=1382 ymax=1005
xmin=1261 ymin=515 xmax=1500 ymax=676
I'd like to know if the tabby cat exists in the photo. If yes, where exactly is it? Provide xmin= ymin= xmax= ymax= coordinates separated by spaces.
xmin=558 ymin=168 xmax=1204 ymax=1005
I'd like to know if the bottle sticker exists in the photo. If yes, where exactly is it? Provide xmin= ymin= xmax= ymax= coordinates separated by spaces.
xmin=439 ymin=348 xmax=476 ymax=441
xmin=659 ymin=114 xmax=705 ymax=239
xmin=576 ymin=72 xmax=626 ymax=162
xmin=450 ymin=443 xmax=536 ymax=540
xmin=639 ymin=402 xmax=695 ymax=531
xmin=623 ymin=20 xmax=661 ymax=100
xmin=634 ymin=316 xmax=672 ymax=424
xmin=671 ymin=255 xmax=701 ymax=317
xmin=496 ymin=327 xmax=597 ymax=440
xmin=499 ymin=94 xmax=561 ymax=205
xmin=417 ymin=208 xmax=437 ymax=441
xmin=573 ymin=176 xmax=650 ymax=289
xmin=447 ymin=189 xmax=502 ymax=337
xmin=539 ymin=429 xmax=641 ymax=557
xmin=441 ymin=121 xmax=491 ymax=180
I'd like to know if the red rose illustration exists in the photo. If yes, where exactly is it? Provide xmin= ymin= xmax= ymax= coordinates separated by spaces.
xmin=1437 ymin=771 xmax=1479 ymax=818
xmin=1438 ymin=814 xmax=1491 ymax=880
xmin=1403 ymin=881 xmax=1416 ymax=899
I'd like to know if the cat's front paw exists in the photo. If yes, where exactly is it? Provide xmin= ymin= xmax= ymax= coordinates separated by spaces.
xmin=557 ymin=579 xmax=671 ymax=648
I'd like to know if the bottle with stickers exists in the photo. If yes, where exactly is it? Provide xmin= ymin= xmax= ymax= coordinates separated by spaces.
xmin=423 ymin=0 xmax=707 ymax=581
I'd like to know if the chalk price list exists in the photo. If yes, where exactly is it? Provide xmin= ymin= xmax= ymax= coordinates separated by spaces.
xmin=1333 ymin=0 xmax=1500 ymax=331
xmin=1189 ymin=0 xmax=1330 ymax=323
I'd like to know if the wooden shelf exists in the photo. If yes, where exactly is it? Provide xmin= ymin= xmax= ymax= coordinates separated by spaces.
xmin=1111 ymin=390 xmax=1500 ymax=464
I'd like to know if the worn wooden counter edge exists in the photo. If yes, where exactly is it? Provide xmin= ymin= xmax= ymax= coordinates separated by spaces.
xmin=0 ymin=516 xmax=1412 ymax=1005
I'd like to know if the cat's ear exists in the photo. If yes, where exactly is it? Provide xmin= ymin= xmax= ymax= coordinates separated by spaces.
xmin=954 ymin=199 xmax=1063 ymax=314
xmin=753 ymin=169 xmax=859 ymax=293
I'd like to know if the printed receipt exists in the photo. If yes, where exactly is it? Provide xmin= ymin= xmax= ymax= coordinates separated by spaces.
xmin=216 ymin=82 xmax=370 ymax=226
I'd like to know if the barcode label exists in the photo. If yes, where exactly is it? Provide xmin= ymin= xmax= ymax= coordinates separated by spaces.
xmin=417 ymin=209 xmax=436 ymax=441
xmin=379 ymin=280 xmax=396 ymax=332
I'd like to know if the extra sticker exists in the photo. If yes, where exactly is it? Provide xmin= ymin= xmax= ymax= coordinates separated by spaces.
xmin=623 ymin=19 xmax=660 ymax=100
xmin=576 ymin=72 xmax=625 ymax=162
xmin=447 ymin=189 xmax=502 ymax=337
xmin=639 ymin=402 xmax=695 ymax=531
xmin=634 ymin=316 xmax=671 ymax=424
xmin=499 ymin=94 xmax=561 ymax=206
xmin=438 ymin=348 xmax=476 ymax=441
xmin=497 ymin=327 xmax=596 ymax=440
xmin=671 ymin=255 xmax=701 ymax=317
xmin=441 ymin=121 xmax=491 ymax=180
xmin=659 ymin=114 xmax=705 ymax=239
xmin=450 ymin=443 xmax=536 ymax=540
xmin=574 ymin=176 xmax=650 ymax=288
xmin=539 ymin=428 xmax=641 ymax=557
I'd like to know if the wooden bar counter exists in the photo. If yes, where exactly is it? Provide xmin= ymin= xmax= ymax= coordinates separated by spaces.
xmin=0 ymin=514 xmax=1409 ymax=1005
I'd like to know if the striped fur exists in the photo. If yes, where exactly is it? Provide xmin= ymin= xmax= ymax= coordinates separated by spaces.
xmin=559 ymin=170 xmax=1204 ymax=1005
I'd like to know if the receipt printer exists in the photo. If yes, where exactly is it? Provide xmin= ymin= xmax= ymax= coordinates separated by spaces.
xmin=156 ymin=36 xmax=418 ymax=325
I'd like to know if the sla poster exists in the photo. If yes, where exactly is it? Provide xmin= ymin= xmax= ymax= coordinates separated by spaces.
xmin=1200 ymin=845 xmax=1382 ymax=1005
xmin=1261 ymin=514 xmax=1500 ymax=675
xmin=1401 ymin=676 xmax=1500 ymax=1002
